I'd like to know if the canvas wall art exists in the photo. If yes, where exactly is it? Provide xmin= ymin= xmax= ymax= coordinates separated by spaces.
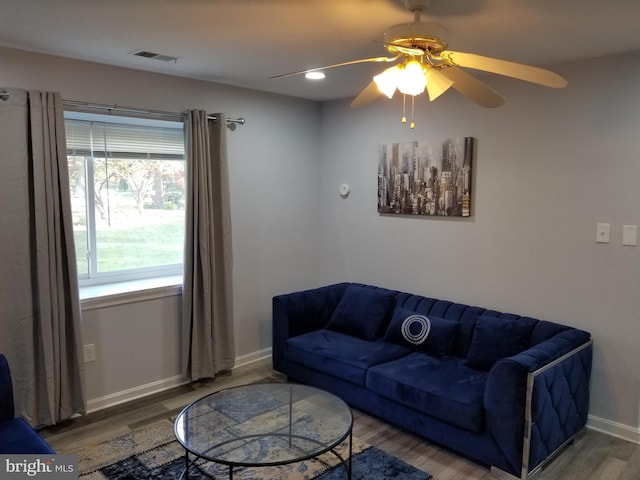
xmin=378 ymin=137 xmax=474 ymax=217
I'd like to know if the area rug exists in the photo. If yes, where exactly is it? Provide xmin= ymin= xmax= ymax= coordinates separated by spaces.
xmin=69 ymin=418 xmax=432 ymax=479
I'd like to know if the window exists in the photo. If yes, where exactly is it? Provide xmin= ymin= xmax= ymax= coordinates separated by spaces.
xmin=65 ymin=112 xmax=185 ymax=286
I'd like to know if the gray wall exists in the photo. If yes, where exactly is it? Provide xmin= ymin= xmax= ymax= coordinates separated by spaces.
xmin=1 ymin=46 xmax=638 ymax=441
xmin=317 ymin=51 xmax=640 ymax=439
xmin=0 ymin=46 xmax=322 ymax=408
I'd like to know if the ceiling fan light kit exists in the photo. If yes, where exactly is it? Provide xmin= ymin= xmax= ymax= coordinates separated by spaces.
xmin=271 ymin=0 xmax=567 ymax=128
xmin=374 ymin=60 xmax=428 ymax=98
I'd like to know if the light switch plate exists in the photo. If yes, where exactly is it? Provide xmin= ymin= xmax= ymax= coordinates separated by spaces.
xmin=596 ymin=223 xmax=610 ymax=243
xmin=622 ymin=225 xmax=638 ymax=246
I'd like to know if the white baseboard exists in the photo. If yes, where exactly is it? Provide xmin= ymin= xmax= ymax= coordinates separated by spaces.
xmin=85 ymin=349 xmax=273 ymax=413
xmin=234 ymin=347 xmax=272 ymax=369
xmin=86 ymin=374 xmax=188 ymax=413
xmin=587 ymin=414 xmax=640 ymax=444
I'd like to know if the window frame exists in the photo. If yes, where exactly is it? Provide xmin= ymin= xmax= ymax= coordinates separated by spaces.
xmin=64 ymin=110 xmax=186 ymax=287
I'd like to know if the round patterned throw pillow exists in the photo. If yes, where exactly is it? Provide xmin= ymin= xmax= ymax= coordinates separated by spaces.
xmin=384 ymin=307 xmax=459 ymax=357
xmin=401 ymin=314 xmax=431 ymax=345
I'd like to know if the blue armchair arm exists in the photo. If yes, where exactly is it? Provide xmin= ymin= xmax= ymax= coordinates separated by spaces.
xmin=0 ymin=354 xmax=16 ymax=422
xmin=0 ymin=354 xmax=56 ymax=454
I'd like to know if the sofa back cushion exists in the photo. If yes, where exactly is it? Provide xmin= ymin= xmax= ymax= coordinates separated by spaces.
xmin=325 ymin=284 xmax=564 ymax=360
xmin=466 ymin=315 xmax=537 ymax=370
xmin=384 ymin=307 xmax=459 ymax=357
xmin=326 ymin=284 xmax=395 ymax=341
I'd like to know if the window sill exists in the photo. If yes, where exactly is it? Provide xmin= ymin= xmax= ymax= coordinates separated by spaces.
xmin=80 ymin=275 xmax=182 ymax=310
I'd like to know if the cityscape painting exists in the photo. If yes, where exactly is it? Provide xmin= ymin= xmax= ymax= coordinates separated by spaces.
xmin=378 ymin=137 xmax=474 ymax=217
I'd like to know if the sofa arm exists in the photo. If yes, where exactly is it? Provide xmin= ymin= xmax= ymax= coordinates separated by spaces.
xmin=526 ymin=339 xmax=592 ymax=473
xmin=272 ymin=283 xmax=348 ymax=370
xmin=484 ymin=330 xmax=592 ymax=477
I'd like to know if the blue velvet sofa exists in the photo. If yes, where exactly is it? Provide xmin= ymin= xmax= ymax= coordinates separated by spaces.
xmin=0 ymin=354 xmax=56 ymax=454
xmin=272 ymin=283 xmax=592 ymax=479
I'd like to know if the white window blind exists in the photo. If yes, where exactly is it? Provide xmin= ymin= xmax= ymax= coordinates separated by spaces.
xmin=65 ymin=119 xmax=184 ymax=159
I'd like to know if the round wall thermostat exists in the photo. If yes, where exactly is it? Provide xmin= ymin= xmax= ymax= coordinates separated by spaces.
xmin=339 ymin=184 xmax=350 ymax=196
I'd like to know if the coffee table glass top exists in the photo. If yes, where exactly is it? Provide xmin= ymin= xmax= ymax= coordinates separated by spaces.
xmin=174 ymin=383 xmax=353 ymax=467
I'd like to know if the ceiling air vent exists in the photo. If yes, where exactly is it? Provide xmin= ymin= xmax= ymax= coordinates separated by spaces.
xmin=130 ymin=50 xmax=178 ymax=63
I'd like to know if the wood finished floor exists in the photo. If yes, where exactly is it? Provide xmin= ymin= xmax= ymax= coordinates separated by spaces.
xmin=41 ymin=360 xmax=639 ymax=480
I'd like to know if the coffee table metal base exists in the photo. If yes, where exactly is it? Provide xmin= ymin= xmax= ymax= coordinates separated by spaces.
xmin=174 ymin=384 xmax=354 ymax=480
xmin=179 ymin=429 xmax=353 ymax=479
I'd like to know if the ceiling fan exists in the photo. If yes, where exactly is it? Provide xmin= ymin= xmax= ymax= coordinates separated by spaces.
xmin=270 ymin=0 xmax=567 ymax=127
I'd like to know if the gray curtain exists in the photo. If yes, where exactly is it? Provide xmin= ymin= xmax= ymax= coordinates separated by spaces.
xmin=182 ymin=110 xmax=235 ymax=381
xmin=0 ymin=88 xmax=85 ymax=426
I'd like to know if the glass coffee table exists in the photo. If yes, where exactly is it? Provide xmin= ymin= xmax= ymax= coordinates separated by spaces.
xmin=174 ymin=383 xmax=353 ymax=479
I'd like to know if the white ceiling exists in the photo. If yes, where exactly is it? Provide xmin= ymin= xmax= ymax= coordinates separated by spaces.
xmin=2 ymin=0 xmax=640 ymax=102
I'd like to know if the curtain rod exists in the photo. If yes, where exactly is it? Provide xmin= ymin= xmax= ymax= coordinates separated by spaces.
xmin=63 ymin=100 xmax=245 ymax=125
xmin=0 ymin=91 xmax=244 ymax=125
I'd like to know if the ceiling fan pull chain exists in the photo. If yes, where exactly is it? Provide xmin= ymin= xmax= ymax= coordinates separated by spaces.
xmin=402 ymin=94 xmax=407 ymax=124
xmin=410 ymin=95 xmax=416 ymax=129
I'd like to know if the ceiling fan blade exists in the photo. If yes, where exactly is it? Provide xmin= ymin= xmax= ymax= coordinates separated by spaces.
xmin=425 ymin=67 xmax=454 ymax=101
xmin=440 ymin=50 xmax=567 ymax=88
xmin=439 ymin=66 xmax=505 ymax=108
xmin=269 ymin=56 xmax=399 ymax=79
xmin=350 ymin=81 xmax=381 ymax=108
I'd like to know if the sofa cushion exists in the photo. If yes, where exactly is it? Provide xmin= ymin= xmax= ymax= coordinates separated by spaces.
xmin=286 ymin=329 xmax=410 ymax=386
xmin=466 ymin=315 xmax=536 ymax=370
xmin=326 ymin=285 xmax=395 ymax=341
xmin=367 ymin=352 xmax=488 ymax=432
xmin=384 ymin=307 xmax=458 ymax=357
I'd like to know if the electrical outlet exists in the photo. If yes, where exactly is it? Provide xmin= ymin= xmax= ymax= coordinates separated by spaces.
xmin=83 ymin=344 xmax=96 ymax=363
